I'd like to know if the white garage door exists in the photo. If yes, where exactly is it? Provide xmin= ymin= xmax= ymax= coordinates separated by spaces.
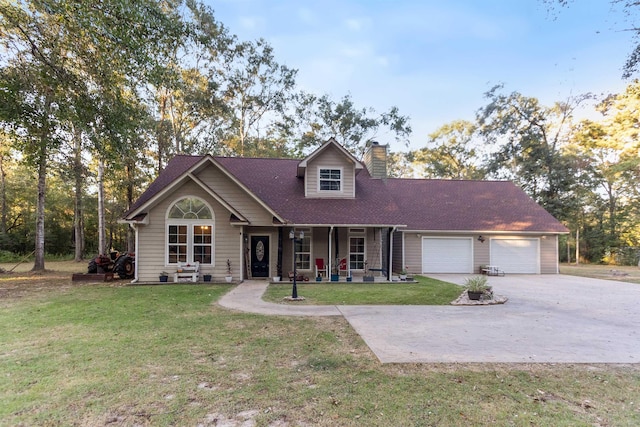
xmin=490 ymin=239 xmax=539 ymax=274
xmin=422 ymin=238 xmax=473 ymax=273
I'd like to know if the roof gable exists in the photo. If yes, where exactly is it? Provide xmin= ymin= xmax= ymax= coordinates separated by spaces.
xmin=123 ymin=155 xmax=283 ymax=224
xmin=297 ymin=137 xmax=363 ymax=177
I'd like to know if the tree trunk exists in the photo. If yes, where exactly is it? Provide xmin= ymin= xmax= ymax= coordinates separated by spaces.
xmin=125 ymin=161 xmax=135 ymax=253
xmin=97 ymin=159 xmax=106 ymax=255
xmin=575 ymin=228 xmax=580 ymax=266
xmin=33 ymin=144 xmax=47 ymax=271
xmin=73 ymin=127 xmax=84 ymax=261
xmin=0 ymin=151 xmax=6 ymax=234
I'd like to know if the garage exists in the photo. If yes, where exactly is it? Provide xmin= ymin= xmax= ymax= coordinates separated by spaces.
xmin=422 ymin=237 xmax=473 ymax=273
xmin=490 ymin=238 xmax=539 ymax=274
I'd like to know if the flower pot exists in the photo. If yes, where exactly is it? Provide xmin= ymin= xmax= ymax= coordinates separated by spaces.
xmin=203 ymin=274 xmax=212 ymax=282
xmin=346 ymin=276 xmax=352 ymax=282
xmin=330 ymin=274 xmax=339 ymax=282
xmin=316 ymin=276 xmax=322 ymax=282
xmin=159 ymin=275 xmax=168 ymax=283
xmin=225 ymin=276 xmax=232 ymax=283
xmin=273 ymin=276 xmax=281 ymax=282
xmin=399 ymin=274 xmax=407 ymax=280
xmin=467 ymin=290 xmax=484 ymax=300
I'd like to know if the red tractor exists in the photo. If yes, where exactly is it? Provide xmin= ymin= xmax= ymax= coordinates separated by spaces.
xmin=88 ymin=251 xmax=135 ymax=279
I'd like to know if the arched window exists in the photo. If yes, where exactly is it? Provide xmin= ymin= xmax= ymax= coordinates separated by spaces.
xmin=166 ymin=197 xmax=214 ymax=265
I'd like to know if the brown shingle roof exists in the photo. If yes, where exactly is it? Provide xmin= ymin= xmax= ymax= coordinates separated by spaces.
xmin=215 ymin=157 xmax=403 ymax=225
xmin=125 ymin=155 xmax=568 ymax=233
xmin=385 ymin=178 xmax=569 ymax=233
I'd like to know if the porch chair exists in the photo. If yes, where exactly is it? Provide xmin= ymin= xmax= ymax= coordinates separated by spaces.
xmin=339 ymin=258 xmax=349 ymax=277
xmin=315 ymin=258 xmax=327 ymax=278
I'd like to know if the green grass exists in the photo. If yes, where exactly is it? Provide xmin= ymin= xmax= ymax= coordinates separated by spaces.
xmin=263 ymin=275 xmax=464 ymax=305
xmin=1 ymin=277 xmax=639 ymax=426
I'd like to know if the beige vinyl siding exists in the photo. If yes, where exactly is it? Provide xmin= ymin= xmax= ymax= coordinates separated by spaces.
xmin=474 ymin=237 xmax=491 ymax=274
xmin=195 ymin=166 xmax=275 ymax=225
xmin=305 ymin=146 xmax=356 ymax=198
xmin=366 ymin=228 xmax=383 ymax=273
xmin=281 ymin=227 xmax=321 ymax=276
xmin=402 ymin=233 xmax=422 ymax=275
xmin=136 ymin=181 xmax=241 ymax=282
xmin=540 ymin=235 xmax=559 ymax=274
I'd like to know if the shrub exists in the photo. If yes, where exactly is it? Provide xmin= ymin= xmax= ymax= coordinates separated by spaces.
xmin=464 ymin=275 xmax=489 ymax=292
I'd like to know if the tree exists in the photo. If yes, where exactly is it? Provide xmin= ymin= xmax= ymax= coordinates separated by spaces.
xmin=571 ymin=81 xmax=640 ymax=260
xmin=217 ymin=38 xmax=298 ymax=157
xmin=0 ymin=0 xmax=186 ymax=267
xmin=412 ymin=120 xmax=486 ymax=179
xmin=476 ymin=85 xmax=584 ymax=220
xmin=547 ymin=0 xmax=640 ymax=78
xmin=290 ymin=92 xmax=412 ymax=158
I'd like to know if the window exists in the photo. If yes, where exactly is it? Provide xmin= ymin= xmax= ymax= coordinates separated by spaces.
xmin=349 ymin=236 xmax=365 ymax=270
xmin=295 ymin=228 xmax=311 ymax=270
xmin=319 ymin=168 xmax=341 ymax=191
xmin=167 ymin=197 xmax=213 ymax=264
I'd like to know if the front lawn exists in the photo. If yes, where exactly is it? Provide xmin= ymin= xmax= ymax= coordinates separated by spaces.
xmin=1 ymin=270 xmax=639 ymax=426
xmin=263 ymin=275 xmax=464 ymax=305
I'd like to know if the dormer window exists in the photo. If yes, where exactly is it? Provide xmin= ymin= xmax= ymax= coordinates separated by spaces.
xmin=319 ymin=168 xmax=342 ymax=191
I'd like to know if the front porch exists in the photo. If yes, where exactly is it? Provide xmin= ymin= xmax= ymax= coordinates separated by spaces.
xmin=275 ymin=273 xmax=416 ymax=284
xmin=243 ymin=225 xmax=402 ymax=282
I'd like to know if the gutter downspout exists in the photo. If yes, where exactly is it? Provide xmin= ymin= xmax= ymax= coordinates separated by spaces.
xmin=388 ymin=226 xmax=397 ymax=281
xmin=328 ymin=226 xmax=334 ymax=277
xmin=129 ymin=223 xmax=139 ymax=283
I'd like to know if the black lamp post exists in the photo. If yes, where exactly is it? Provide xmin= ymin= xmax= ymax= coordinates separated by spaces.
xmin=289 ymin=229 xmax=304 ymax=299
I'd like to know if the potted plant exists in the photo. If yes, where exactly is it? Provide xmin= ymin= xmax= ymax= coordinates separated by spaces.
xmin=225 ymin=259 xmax=233 ymax=283
xmin=464 ymin=275 xmax=491 ymax=300
xmin=362 ymin=260 xmax=374 ymax=282
xmin=203 ymin=273 xmax=212 ymax=282
xmin=399 ymin=267 xmax=408 ymax=281
xmin=273 ymin=275 xmax=281 ymax=282
xmin=330 ymin=259 xmax=340 ymax=282
xmin=159 ymin=271 xmax=169 ymax=282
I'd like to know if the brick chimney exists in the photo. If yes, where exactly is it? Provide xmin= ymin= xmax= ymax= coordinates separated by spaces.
xmin=363 ymin=141 xmax=388 ymax=179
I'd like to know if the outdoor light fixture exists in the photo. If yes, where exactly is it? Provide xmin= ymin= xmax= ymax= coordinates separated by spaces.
xmin=290 ymin=229 xmax=304 ymax=299
xmin=478 ymin=235 xmax=486 ymax=243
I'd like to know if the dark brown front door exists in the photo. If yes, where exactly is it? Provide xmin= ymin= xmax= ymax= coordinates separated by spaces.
xmin=251 ymin=236 xmax=269 ymax=278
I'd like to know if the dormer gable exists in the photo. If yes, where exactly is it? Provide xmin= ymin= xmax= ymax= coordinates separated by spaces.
xmin=297 ymin=138 xmax=364 ymax=199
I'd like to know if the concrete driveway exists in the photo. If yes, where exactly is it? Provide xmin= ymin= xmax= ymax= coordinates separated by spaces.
xmin=338 ymin=274 xmax=640 ymax=363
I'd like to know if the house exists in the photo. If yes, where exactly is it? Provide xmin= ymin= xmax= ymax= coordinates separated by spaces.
xmin=121 ymin=138 xmax=568 ymax=282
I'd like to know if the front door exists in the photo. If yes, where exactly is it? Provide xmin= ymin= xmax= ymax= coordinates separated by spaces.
xmin=251 ymin=236 xmax=269 ymax=278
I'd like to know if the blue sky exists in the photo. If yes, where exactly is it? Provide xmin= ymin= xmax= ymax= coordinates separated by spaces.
xmin=208 ymin=0 xmax=634 ymax=151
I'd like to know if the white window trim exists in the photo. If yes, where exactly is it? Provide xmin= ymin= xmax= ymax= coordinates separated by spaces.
xmin=317 ymin=166 xmax=343 ymax=193
xmin=166 ymin=197 xmax=214 ymax=266
xmin=166 ymin=222 xmax=214 ymax=265
xmin=349 ymin=234 xmax=366 ymax=272
xmin=295 ymin=228 xmax=312 ymax=271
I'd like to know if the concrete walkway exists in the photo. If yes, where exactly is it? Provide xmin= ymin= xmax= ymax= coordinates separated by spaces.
xmin=218 ymin=280 xmax=342 ymax=316
xmin=218 ymin=276 xmax=640 ymax=364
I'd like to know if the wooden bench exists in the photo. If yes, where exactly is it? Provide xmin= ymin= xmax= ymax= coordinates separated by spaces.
xmin=174 ymin=261 xmax=200 ymax=283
